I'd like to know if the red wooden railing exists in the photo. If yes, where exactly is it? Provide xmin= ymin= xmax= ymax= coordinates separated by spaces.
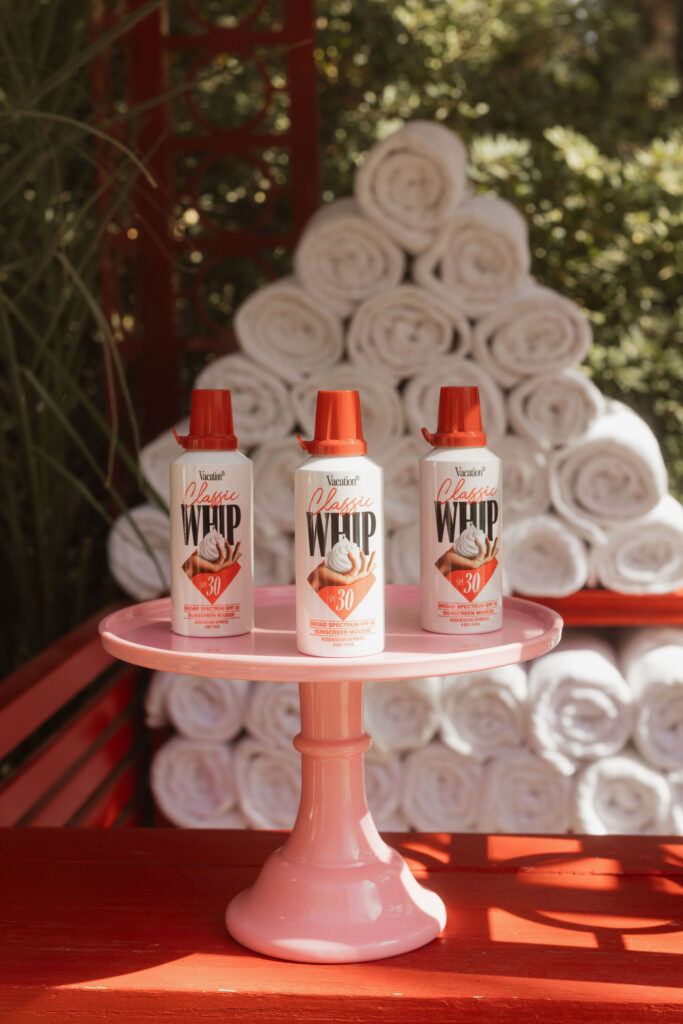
xmin=0 ymin=609 xmax=149 ymax=827
xmin=95 ymin=0 xmax=319 ymax=441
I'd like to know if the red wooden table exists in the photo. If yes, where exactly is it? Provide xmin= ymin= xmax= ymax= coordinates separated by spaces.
xmin=2 ymin=828 xmax=682 ymax=1022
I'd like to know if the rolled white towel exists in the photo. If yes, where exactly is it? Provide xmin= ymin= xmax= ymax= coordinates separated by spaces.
xmin=620 ymin=628 xmax=683 ymax=772
xmin=479 ymin=749 xmax=573 ymax=833
xmin=507 ymin=369 xmax=605 ymax=450
xmin=354 ymin=120 xmax=468 ymax=253
xmin=195 ymin=353 xmax=295 ymax=447
xmin=401 ymin=741 xmax=483 ymax=831
xmin=670 ymin=769 xmax=683 ymax=835
xmin=107 ymin=503 xmax=170 ymax=600
xmin=291 ymin=363 xmax=404 ymax=455
xmin=378 ymin=810 xmax=411 ymax=832
xmin=252 ymin=436 xmax=302 ymax=536
xmin=364 ymin=749 xmax=403 ymax=828
xmin=144 ymin=670 xmax=173 ymax=728
xmin=347 ymin=284 xmax=471 ymax=383
xmin=404 ymin=355 xmax=507 ymax=442
xmin=233 ymin=736 xmax=301 ymax=829
xmin=293 ymin=197 xmax=405 ymax=318
xmin=440 ymin=665 xmax=528 ymax=761
xmin=527 ymin=638 xmax=633 ymax=775
xmin=161 ymin=673 xmax=251 ymax=743
xmin=365 ymin=676 xmax=441 ymax=754
xmin=414 ymin=194 xmax=532 ymax=318
xmin=254 ymin=531 xmax=294 ymax=586
xmin=150 ymin=737 xmax=237 ymax=828
xmin=234 ymin=276 xmax=343 ymax=385
xmin=245 ymin=680 xmax=301 ymax=751
xmin=549 ymin=401 xmax=669 ymax=544
xmin=489 ymin=435 xmax=551 ymax=522
xmin=387 ymin=523 xmax=420 ymax=585
xmin=590 ymin=495 xmax=683 ymax=595
xmin=139 ymin=418 xmax=189 ymax=505
xmin=505 ymin=514 xmax=588 ymax=597
xmin=472 ymin=285 xmax=592 ymax=387
xmin=221 ymin=807 xmax=250 ymax=829
xmin=573 ymin=751 xmax=671 ymax=834
xmin=379 ymin=435 xmax=428 ymax=530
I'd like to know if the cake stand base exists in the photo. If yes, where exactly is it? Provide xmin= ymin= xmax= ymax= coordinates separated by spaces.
xmin=225 ymin=679 xmax=446 ymax=963
xmin=226 ymin=844 xmax=446 ymax=963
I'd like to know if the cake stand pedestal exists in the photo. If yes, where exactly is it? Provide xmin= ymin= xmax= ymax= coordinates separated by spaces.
xmin=100 ymin=585 xmax=561 ymax=963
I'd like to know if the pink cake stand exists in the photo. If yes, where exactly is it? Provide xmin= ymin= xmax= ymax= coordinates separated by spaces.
xmin=99 ymin=585 xmax=561 ymax=964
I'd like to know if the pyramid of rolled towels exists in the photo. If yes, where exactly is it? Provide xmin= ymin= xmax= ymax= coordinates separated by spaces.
xmin=107 ymin=118 xmax=682 ymax=601
xmin=104 ymin=118 xmax=682 ymax=833
xmin=146 ymin=628 xmax=683 ymax=835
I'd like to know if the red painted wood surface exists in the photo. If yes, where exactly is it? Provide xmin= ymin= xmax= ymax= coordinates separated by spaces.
xmin=521 ymin=588 xmax=683 ymax=626
xmin=1 ymin=829 xmax=682 ymax=1022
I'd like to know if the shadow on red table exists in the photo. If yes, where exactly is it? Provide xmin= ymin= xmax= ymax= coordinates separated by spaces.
xmin=2 ymin=829 xmax=682 ymax=1019
xmin=392 ymin=831 xmax=683 ymax=990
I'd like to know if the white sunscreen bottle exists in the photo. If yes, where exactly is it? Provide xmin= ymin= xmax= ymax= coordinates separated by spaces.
xmin=420 ymin=385 xmax=502 ymax=634
xmin=295 ymin=389 xmax=384 ymax=657
xmin=170 ymin=388 xmax=253 ymax=637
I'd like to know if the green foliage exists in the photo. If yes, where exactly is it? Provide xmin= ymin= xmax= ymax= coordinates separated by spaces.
xmin=0 ymin=0 xmax=165 ymax=673
xmin=315 ymin=0 xmax=683 ymax=496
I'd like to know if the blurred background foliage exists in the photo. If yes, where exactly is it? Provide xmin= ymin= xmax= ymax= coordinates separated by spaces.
xmin=0 ymin=0 xmax=681 ymax=673
xmin=0 ymin=0 xmax=165 ymax=673
xmin=314 ymin=0 xmax=683 ymax=496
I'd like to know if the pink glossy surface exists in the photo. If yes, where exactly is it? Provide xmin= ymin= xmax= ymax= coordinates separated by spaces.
xmin=99 ymin=585 xmax=561 ymax=963
xmin=225 ymin=677 xmax=446 ymax=963
xmin=99 ymin=585 xmax=562 ymax=681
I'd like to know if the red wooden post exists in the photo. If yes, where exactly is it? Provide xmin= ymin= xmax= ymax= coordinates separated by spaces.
xmin=125 ymin=0 xmax=179 ymax=438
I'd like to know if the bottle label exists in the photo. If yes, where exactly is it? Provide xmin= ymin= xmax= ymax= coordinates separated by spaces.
xmin=421 ymin=456 xmax=502 ymax=632
xmin=171 ymin=460 xmax=252 ymax=635
xmin=295 ymin=465 xmax=384 ymax=653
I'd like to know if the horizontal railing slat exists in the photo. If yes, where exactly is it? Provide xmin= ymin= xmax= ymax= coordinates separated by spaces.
xmin=0 ymin=669 xmax=138 ymax=824
xmin=70 ymin=748 xmax=147 ymax=828
xmin=0 ymin=606 xmax=122 ymax=761
xmin=20 ymin=710 xmax=140 ymax=827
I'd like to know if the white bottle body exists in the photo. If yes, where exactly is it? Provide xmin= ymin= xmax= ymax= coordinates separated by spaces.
xmin=420 ymin=445 xmax=502 ymax=634
xmin=170 ymin=448 xmax=253 ymax=637
xmin=295 ymin=454 xmax=384 ymax=657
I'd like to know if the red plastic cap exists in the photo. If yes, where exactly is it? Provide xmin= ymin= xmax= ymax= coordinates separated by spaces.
xmin=174 ymin=389 xmax=238 ymax=450
xmin=298 ymin=390 xmax=368 ymax=456
xmin=422 ymin=386 xmax=487 ymax=448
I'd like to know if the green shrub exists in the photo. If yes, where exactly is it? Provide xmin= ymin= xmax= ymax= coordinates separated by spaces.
xmin=315 ymin=0 xmax=683 ymax=495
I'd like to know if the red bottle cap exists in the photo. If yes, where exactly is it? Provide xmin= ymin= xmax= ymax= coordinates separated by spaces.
xmin=298 ymin=390 xmax=368 ymax=456
xmin=174 ymin=389 xmax=238 ymax=450
xmin=422 ymin=386 xmax=487 ymax=447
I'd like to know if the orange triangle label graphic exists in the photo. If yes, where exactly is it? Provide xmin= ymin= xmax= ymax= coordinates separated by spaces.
xmin=444 ymin=558 xmax=498 ymax=602
xmin=191 ymin=561 xmax=241 ymax=604
xmin=315 ymin=572 xmax=376 ymax=621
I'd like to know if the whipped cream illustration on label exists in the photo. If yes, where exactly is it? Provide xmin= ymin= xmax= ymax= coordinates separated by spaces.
xmin=453 ymin=522 xmax=487 ymax=559
xmin=326 ymin=537 xmax=362 ymax=573
xmin=196 ymin=528 xmax=227 ymax=564
xmin=179 ymin=488 xmax=243 ymax=605
xmin=306 ymin=507 xmax=378 ymax=621
xmin=433 ymin=480 xmax=500 ymax=602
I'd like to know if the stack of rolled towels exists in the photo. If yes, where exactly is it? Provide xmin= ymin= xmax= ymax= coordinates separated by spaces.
xmin=106 ymin=118 xmax=682 ymax=602
xmin=147 ymin=627 xmax=683 ymax=835
xmin=104 ymin=118 xmax=681 ymax=835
